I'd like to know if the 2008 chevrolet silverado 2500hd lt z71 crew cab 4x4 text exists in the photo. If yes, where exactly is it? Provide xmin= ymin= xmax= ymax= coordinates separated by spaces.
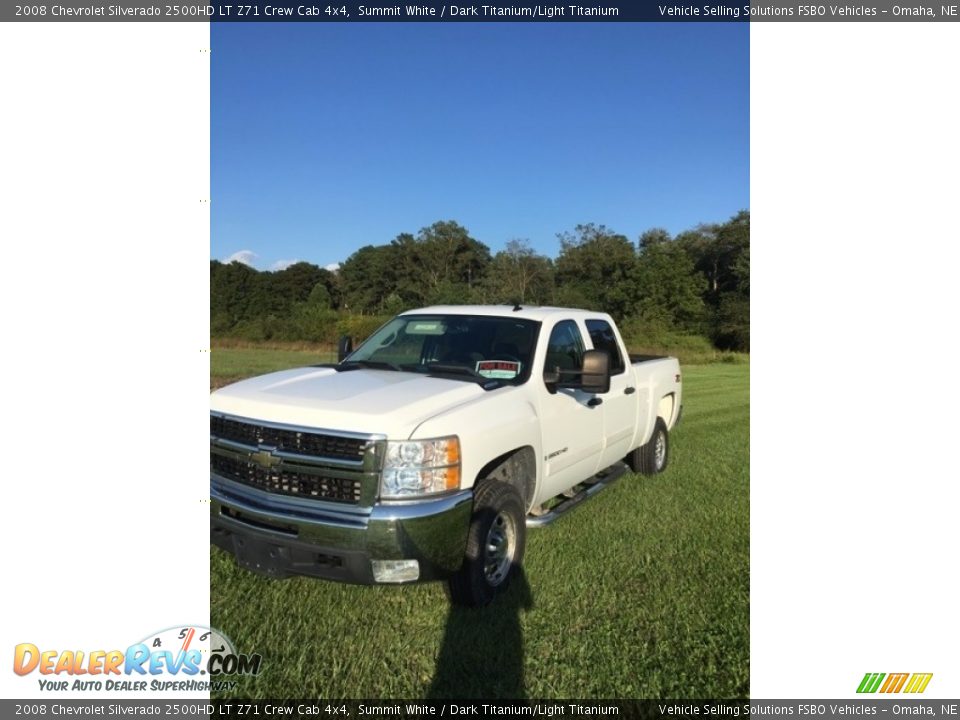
xmin=210 ymin=306 xmax=682 ymax=606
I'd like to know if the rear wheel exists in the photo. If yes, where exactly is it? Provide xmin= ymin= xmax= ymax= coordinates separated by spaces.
xmin=448 ymin=481 xmax=526 ymax=607
xmin=628 ymin=418 xmax=669 ymax=475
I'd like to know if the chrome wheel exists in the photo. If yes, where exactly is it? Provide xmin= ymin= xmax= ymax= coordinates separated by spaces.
xmin=483 ymin=511 xmax=517 ymax=586
xmin=654 ymin=430 xmax=666 ymax=470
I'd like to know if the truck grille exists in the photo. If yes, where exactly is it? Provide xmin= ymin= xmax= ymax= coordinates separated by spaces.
xmin=210 ymin=415 xmax=366 ymax=461
xmin=211 ymin=455 xmax=362 ymax=504
xmin=210 ymin=414 xmax=379 ymax=506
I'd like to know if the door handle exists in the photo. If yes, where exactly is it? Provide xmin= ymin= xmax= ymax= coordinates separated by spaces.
xmin=624 ymin=387 xmax=636 ymax=395
xmin=587 ymin=397 xmax=603 ymax=407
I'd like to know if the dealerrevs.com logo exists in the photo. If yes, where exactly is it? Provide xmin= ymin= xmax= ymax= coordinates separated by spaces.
xmin=13 ymin=625 xmax=261 ymax=693
xmin=857 ymin=673 xmax=933 ymax=694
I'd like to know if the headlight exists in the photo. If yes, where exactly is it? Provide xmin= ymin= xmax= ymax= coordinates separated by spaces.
xmin=381 ymin=436 xmax=461 ymax=499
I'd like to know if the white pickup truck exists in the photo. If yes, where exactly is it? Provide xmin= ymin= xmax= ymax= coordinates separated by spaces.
xmin=210 ymin=306 xmax=682 ymax=606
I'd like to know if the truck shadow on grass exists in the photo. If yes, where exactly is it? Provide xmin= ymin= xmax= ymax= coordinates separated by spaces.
xmin=426 ymin=568 xmax=534 ymax=699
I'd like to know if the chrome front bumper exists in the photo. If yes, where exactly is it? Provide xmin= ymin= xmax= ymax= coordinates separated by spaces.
xmin=210 ymin=474 xmax=473 ymax=584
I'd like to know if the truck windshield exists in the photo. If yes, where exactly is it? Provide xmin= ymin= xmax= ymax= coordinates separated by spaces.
xmin=344 ymin=314 xmax=541 ymax=384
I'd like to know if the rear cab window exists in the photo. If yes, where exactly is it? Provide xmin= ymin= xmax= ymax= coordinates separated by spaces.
xmin=585 ymin=318 xmax=625 ymax=375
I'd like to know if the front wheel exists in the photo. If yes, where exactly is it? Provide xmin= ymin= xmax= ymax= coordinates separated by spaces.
xmin=628 ymin=417 xmax=670 ymax=475
xmin=448 ymin=481 xmax=526 ymax=607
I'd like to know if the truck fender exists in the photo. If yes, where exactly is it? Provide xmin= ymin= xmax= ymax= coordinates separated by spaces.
xmin=476 ymin=447 xmax=537 ymax=512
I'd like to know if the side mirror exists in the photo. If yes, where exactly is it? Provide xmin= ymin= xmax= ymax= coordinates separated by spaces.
xmin=543 ymin=367 xmax=560 ymax=393
xmin=543 ymin=350 xmax=611 ymax=394
xmin=337 ymin=335 xmax=354 ymax=362
xmin=580 ymin=349 xmax=611 ymax=394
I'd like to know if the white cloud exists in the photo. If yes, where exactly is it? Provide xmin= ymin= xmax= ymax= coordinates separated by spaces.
xmin=223 ymin=250 xmax=257 ymax=267
xmin=270 ymin=259 xmax=299 ymax=271
xmin=219 ymin=252 xmax=340 ymax=273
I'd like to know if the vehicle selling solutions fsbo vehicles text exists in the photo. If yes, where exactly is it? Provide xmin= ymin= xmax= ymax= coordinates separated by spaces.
xmin=658 ymin=4 xmax=889 ymax=17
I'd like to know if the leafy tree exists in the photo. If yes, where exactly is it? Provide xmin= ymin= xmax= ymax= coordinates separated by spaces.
xmin=481 ymin=240 xmax=554 ymax=305
xmin=676 ymin=210 xmax=749 ymax=299
xmin=633 ymin=241 xmax=706 ymax=330
xmin=639 ymin=228 xmax=672 ymax=251
xmin=673 ymin=211 xmax=749 ymax=350
xmin=711 ymin=211 xmax=750 ymax=350
xmin=414 ymin=221 xmax=491 ymax=303
xmin=307 ymin=282 xmax=332 ymax=309
xmin=718 ymin=210 xmax=750 ymax=296
xmin=210 ymin=259 xmax=265 ymax=331
xmin=262 ymin=262 xmax=328 ymax=316
xmin=339 ymin=244 xmax=399 ymax=314
xmin=386 ymin=233 xmax=420 ymax=306
xmin=290 ymin=284 xmax=339 ymax=343
xmin=210 ymin=212 xmax=749 ymax=353
xmin=380 ymin=222 xmax=492 ymax=306
xmin=555 ymin=223 xmax=638 ymax=319
xmin=715 ymin=292 xmax=750 ymax=351
xmin=381 ymin=292 xmax=407 ymax=316
xmin=675 ymin=224 xmax=722 ymax=294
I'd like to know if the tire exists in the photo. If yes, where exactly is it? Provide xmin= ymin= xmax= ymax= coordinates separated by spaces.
xmin=628 ymin=418 xmax=669 ymax=475
xmin=448 ymin=481 xmax=526 ymax=607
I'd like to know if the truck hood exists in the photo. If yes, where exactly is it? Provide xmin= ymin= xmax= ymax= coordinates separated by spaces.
xmin=210 ymin=366 xmax=486 ymax=439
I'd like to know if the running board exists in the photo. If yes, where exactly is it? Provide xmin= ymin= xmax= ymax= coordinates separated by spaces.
xmin=526 ymin=462 xmax=628 ymax=528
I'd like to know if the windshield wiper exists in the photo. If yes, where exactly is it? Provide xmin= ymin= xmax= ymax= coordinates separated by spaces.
xmin=337 ymin=359 xmax=402 ymax=372
xmin=425 ymin=363 xmax=507 ymax=391
xmin=402 ymin=362 xmax=505 ymax=390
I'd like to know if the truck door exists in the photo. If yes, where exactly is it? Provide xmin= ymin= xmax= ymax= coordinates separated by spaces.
xmin=586 ymin=318 xmax=641 ymax=468
xmin=537 ymin=319 xmax=604 ymax=498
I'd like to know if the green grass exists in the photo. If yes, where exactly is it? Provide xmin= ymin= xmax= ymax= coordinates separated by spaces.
xmin=210 ymin=350 xmax=749 ymax=699
xmin=210 ymin=346 xmax=336 ymax=389
xmin=621 ymin=330 xmax=749 ymax=366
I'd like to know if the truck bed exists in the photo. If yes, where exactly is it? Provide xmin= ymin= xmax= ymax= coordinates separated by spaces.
xmin=630 ymin=353 xmax=669 ymax=364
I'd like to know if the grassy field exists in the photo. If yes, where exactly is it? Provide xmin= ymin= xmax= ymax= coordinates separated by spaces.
xmin=210 ymin=348 xmax=749 ymax=698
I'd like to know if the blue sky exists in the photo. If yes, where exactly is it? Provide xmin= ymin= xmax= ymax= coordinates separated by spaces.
xmin=212 ymin=23 xmax=748 ymax=271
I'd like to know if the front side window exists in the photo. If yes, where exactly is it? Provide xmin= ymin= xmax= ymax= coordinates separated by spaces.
xmin=543 ymin=320 xmax=585 ymax=378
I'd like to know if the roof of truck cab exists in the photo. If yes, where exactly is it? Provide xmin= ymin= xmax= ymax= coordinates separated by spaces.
xmin=401 ymin=305 xmax=611 ymax=322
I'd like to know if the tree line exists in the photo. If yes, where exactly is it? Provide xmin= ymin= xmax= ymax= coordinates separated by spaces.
xmin=211 ymin=210 xmax=749 ymax=351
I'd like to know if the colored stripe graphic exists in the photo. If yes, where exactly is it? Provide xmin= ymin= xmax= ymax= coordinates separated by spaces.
xmin=904 ymin=674 xmax=933 ymax=694
xmin=857 ymin=672 xmax=932 ymax=694
xmin=857 ymin=673 xmax=885 ymax=693
xmin=880 ymin=673 xmax=908 ymax=693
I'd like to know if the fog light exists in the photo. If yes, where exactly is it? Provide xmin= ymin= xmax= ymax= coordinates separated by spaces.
xmin=371 ymin=559 xmax=420 ymax=583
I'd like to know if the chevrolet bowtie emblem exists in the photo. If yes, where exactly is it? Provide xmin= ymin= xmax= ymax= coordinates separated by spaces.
xmin=250 ymin=449 xmax=281 ymax=470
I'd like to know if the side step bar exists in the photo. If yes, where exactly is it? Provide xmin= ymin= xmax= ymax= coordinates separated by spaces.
xmin=526 ymin=461 xmax=628 ymax=528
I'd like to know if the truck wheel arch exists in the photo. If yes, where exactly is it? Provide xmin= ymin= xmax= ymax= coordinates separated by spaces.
xmin=475 ymin=447 xmax=537 ymax=511
xmin=658 ymin=393 xmax=676 ymax=427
